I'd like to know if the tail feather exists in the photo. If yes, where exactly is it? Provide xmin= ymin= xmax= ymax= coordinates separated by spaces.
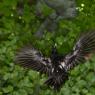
xmin=44 ymin=72 xmax=68 ymax=91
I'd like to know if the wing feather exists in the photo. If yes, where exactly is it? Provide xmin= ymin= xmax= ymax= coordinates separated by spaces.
xmin=64 ymin=31 xmax=95 ymax=70
xmin=15 ymin=47 xmax=52 ymax=74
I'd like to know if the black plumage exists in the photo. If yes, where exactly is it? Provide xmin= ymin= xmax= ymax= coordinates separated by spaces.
xmin=15 ymin=30 xmax=95 ymax=91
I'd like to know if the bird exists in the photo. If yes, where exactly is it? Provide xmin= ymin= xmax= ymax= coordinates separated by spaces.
xmin=15 ymin=30 xmax=95 ymax=91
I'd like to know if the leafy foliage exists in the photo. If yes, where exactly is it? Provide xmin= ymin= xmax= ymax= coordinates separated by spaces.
xmin=0 ymin=0 xmax=95 ymax=95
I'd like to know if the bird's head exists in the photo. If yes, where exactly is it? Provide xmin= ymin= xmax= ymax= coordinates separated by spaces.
xmin=50 ymin=43 xmax=59 ymax=62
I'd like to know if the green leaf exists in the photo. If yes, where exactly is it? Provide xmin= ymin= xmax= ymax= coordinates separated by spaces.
xmin=2 ymin=85 xmax=13 ymax=93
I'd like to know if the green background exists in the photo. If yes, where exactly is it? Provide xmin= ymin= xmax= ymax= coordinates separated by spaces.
xmin=0 ymin=0 xmax=95 ymax=95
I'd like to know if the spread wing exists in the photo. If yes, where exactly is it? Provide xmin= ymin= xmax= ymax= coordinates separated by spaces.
xmin=15 ymin=47 xmax=52 ymax=75
xmin=63 ymin=31 xmax=95 ymax=71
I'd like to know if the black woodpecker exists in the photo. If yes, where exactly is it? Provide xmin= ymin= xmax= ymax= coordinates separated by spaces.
xmin=15 ymin=30 xmax=95 ymax=91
